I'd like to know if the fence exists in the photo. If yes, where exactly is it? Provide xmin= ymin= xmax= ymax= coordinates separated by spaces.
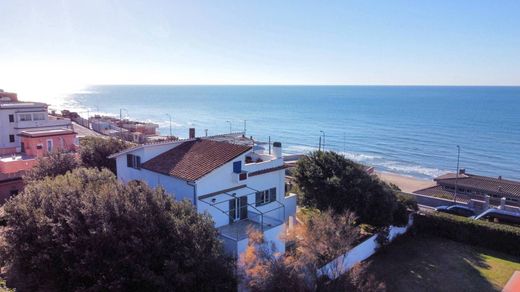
xmin=317 ymin=215 xmax=413 ymax=280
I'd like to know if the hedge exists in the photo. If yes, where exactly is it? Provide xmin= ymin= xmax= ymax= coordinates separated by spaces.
xmin=413 ymin=212 xmax=520 ymax=256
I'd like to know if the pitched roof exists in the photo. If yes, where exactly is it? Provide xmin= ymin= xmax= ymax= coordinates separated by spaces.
xmin=142 ymin=139 xmax=251 ymax=181
xmin=434 ymin=172 xmax=520 ymax=197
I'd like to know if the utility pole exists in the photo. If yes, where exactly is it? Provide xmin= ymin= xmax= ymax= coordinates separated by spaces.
xmin=318 ymin=136 xmax=322 ymax=152
xmin=166 ymin=113 xmax=172 ymax=138
xmin=119 ymin=108 xmax=123 ymax=140
xmin=205 ymin=129 xmax=208 ymax=137
xmin=226 ymin=121 xmax=232 ymax=133
xmin=320 ymin=130 xmax=325 ymax=151
xmin=243 ymin=120 xmax=247 ymax=135
xmin=119 ymin=108 xmax=127 ymax=141
xmin=454 ymin=145 xmax=461 ymax=202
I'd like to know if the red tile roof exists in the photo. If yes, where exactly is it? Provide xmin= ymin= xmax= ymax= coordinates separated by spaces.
xmin=434 ymin=173 xmax=520 ymax=198
xmin=142 ymin=139 xmax=251 ymax=181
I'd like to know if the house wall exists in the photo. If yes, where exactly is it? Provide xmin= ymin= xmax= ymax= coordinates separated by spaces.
xmin=0 ymin=158 xmax=36 ymax=173
xmin=196 ymin=154 xmax=286 ymax=228
xmin=0 ymin=108 xmax=18 ymax=150
xmin=22 ymin=133 xmax=76 ymax=157
xmin=0 ymin=178 xmax=24 ymax=204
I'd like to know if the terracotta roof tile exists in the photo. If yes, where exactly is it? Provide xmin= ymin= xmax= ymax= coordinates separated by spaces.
xmin=142 ymin=139 xmax=251 ymax=181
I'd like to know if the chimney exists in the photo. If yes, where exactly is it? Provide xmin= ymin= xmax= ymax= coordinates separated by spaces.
xmin=273 ymin=142 xmax=282 ymax=159
xmin=189 ymin=128 xmax=196 ymax=139
xmin=498 ymin=176 xmax=502 ymax=180
xmin=459 ymin=168 xmax=465 ymax=175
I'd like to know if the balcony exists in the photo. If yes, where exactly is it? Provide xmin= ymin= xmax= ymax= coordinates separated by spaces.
xmin=218 ymin=215 xmax=285 ymax=258
xmin=219 ymin=214 xmax=284 ymax=241
xmin=243 ymin=152 xmax=283 ymax=174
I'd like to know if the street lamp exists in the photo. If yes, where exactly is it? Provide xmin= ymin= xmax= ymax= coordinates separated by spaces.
xmin=165 ymin=113 xmax=173 ymax=138
xmin=454 ymin=145 xmax=461 ymax=202
xmin=226 ymin=121 xmax=232 ymax=133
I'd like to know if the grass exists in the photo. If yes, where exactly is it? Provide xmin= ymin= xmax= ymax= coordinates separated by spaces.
xmin=352 ymin=233 xmax=520 ymax=291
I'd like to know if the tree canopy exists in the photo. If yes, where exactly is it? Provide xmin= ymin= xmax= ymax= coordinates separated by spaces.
xmin=2 ymin=168 xmax=236 ymax=291
xmin=24 ymin=151 xmax=79 ymax=181
xmin=79 ymin=137 xmax=129 ymax=174
xmin=294 ymin=151 xmax=404 ymax=227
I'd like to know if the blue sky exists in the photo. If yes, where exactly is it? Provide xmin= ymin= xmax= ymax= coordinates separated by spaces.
xmin=1 ymin=0 xmax=519 ymax=94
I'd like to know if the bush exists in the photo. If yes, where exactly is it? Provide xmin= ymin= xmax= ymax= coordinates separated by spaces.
xmin=294 ymin=151 xmax=399 ymax=227
xmin=392 ymin=192 xmax=418 ymax=226
xmin=79 ymin=137 xmax=129 ymax=173
xmin=413 ymin=212 xmax=520 ymax=256
xmin=24 ymin=151 xmax=79 ymax=181
xmin=2 ymin=168 xmax=236 ymax=291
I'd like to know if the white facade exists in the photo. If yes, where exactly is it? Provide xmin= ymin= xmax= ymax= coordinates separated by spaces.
xmin=0 ymin=101 xmax=71 ymax=153
xmin=113 ymin=138 xmax=296 ymax=257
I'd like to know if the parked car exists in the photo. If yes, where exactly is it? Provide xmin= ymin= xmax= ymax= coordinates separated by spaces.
xmin=435 ymin=205 xmax=476 ymax=217
xmin=473 ymin=208 xmax=520 ymax=227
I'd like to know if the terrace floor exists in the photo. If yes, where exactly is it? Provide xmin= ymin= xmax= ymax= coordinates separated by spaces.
xmin=218 ymin=218 xmax=283 ymax=241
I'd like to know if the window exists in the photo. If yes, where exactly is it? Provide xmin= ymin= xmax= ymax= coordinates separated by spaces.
xmin=126 ymin=154 xmax=142 ymax=170
xmin=33 ymin=112 xmax=46 ymax=120
xmin=18 ymin=113 xmax=32 ymax=121
xmin=36 ymin=144 xmax=43 ymax=150
xmin=9 ymin=135 xmax=15 ymax=143
xmin=46 ymin=139 xmax=53 ymax=152
xmin=255 ymin=187 xmax=276 ymax=206
xmin=8 ymin=114 xmax=14 ymax=123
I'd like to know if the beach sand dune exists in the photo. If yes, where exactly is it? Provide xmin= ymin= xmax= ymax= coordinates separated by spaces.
xmin=377 ymin=172 xmax=435 ymax=193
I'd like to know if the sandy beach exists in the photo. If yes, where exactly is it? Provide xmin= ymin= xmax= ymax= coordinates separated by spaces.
xmin=376 ymin=172 xmax=436 ymax=193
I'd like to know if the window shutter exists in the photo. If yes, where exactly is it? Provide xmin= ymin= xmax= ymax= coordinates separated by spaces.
xmin=233 ymin=161 xmax=242 ymax=173
xmin=127 ymin=154 xmax=133 ymax=167
xmin=136 ymin=156 xmax=141 ymax=169
xmin=269 ymin=188 xmax=277 ymax=202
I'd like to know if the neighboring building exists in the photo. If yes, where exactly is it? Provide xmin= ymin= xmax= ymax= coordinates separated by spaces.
xmin=90 ymin=115 xmax=160 ymax=143
xmin=0 ymin=90 xmax=72 ymax=155
xmin=0 ymin=90 xmax=78 ymax=202
xmin=110 ymin=133 xmax=297 ymax=257
xmin=415 ymin=169 xmax=520 ymax=206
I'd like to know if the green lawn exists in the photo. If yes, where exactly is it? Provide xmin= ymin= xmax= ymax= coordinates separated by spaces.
xmin=355 ymin=234 xmax=520 ymax=291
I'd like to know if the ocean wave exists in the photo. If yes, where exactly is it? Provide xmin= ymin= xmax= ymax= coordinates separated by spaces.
xmin=284 ymin=145 xmax=316 ymax=154
xmin=377 ymin=161 xmax=447 ymax=178
xmin=340 ymin=151 xmax=383 ymax=162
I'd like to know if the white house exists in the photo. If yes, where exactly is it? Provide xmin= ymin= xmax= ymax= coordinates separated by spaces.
xmin=110 ymin=133 xmax=297 ymax=257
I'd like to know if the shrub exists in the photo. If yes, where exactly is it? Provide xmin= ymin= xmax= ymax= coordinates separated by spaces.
xmin=79 ymin=137 xmax=129 ymax=173
xmin=413 ymin=212 xmax=520 ymax=256
xmin=392 ymin=192 xmax=418 ymax=226
xmin=2 ymin=168 xmax=236 ymax=291
xmin=294 ymin=151 xmax=399 ymax=227
xmin=24 ymin=151 xmax=79 ymax=181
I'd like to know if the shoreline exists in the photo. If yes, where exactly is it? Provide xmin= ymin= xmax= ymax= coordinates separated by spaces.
xmin=376 ymin=171 xmax=436 ymax=193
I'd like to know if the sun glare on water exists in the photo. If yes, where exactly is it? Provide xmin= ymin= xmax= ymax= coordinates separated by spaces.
xmin=1 ymin=61 xmax=90 ymax=109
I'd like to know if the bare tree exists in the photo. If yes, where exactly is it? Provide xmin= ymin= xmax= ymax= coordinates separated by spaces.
xmin=240 ymin=210 xmax=360 ymax=291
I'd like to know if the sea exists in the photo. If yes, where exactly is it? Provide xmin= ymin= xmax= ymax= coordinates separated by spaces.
xmin=49 ymin=85 xmax=520 ymax=181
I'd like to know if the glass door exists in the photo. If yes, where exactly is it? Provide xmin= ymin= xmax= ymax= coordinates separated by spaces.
xmin=229 ymin=196 xmax=248 ymax=223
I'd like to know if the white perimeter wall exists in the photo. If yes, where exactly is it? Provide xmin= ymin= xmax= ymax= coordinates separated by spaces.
xmin=318 ymin=216 xmax=414 ymax=280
